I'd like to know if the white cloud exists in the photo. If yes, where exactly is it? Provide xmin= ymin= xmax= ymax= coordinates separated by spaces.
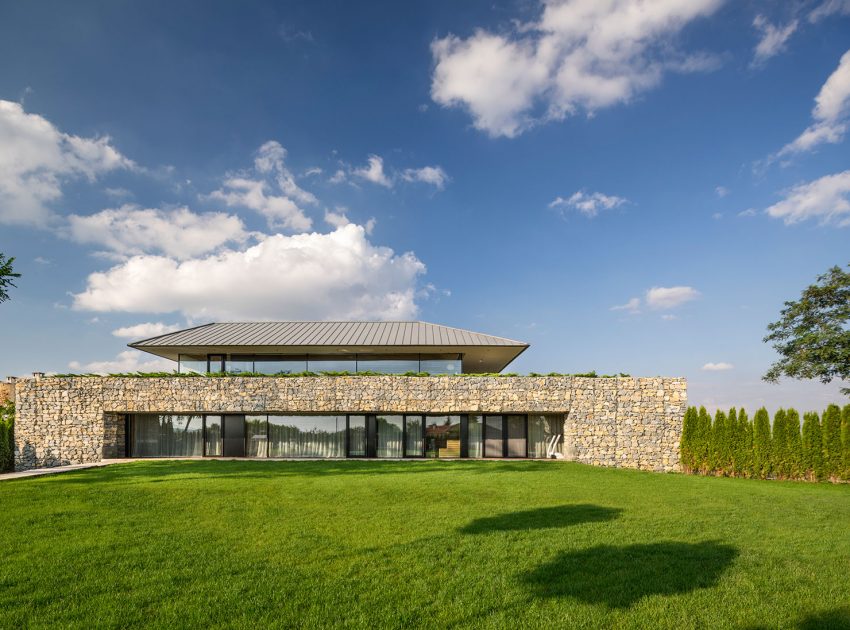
xmin=751 ymin=15 xmax=798 ymax=67
xmin=645 ymin=286 xmax=700 ymax=310
xmin=610 ymin=297 xmax=640 ymax=314
xmin=72 ymin=223 xmax=426 ymax=321
xmin=208 ymin=141 xmax=315 ymax=231
xmin=778 ymin=49 xmax=850 ymax=156
xmin=702 ymin=362 xmax=734 ymax=371
xmin=68 ymin=350 xmax=174 ymax=374
xmin=738 ymin=207 xmax=758 ymax=217
xmin=715 ymin=185 xmax=729 ymax=198
xmin=401 ymin=166 xmax=450 ymax=190
xmin=809 ymin=0 xmax=850 ymax=22
xmin=67 ymin=205 xmax=250 ymax=259
xmin=328 ymin=169 xmax=347 ymax=184
xmin=111 ymin=322 xmax=182 ymax=340
xmin=0 ymin=99 xmax=134 ymax=226
xmin=661 ymin=314 xmax=677 ymax=321
xmin=34 ymin=256 xmax=50 ymax=265
xmin=353 ymin=155 xmax=392 ymax=187
xmin=765 ymin=170 xmax=850 ymax=227
xmin=550 ymin=190 xmax=627 ymax=218
xmin=430 ymin=0 xmax=723 ymax=138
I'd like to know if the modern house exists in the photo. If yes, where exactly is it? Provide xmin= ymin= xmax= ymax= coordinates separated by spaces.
xmin=12 ymin=321 xmax=687 ymax=471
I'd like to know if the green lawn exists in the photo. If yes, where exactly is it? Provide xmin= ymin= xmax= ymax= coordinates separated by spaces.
xmin=1 ymin=461 xmax=849 ymax=629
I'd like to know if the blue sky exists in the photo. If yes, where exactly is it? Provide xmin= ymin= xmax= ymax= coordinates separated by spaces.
xmin=0 ymin=0 xmax=848 ymax=413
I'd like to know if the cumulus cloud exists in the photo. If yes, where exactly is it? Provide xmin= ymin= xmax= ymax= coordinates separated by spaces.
xmin=715 ymin=186 xmax=729 ymax=198
xmin=352 ymin=155 xmax=393 ymax=187
xmin=208 ymin=141 xmax=315 ymax=231
xmin=111 ymin=322 xmax=182 ymax=339
xmin=645 ymin=286 xmax=700 ymax=310
xmin=430 ymin=0 xmax=723 ymax=137
xmin=72 ymin=223 xmax=426 ymax=321
xmin=550 ymin=191 xmax=627 ymax=218
xmin=765 ymin=170 xmax=850 ymax=227
xmin=401 ymin=166 xmax=450 ymax=190
xmin=702 ymin=362 xmax=734 ymax=371
xmin=777 ymin=49 xmax=850 ymax=156
xmin=68 ymin=350 xmax=174 ymax=374
xmin=67 ymin=205 xmax=250 ymax=259
xmin=610 ymin=297 xmax=640 ymax=314
xmin=0 ymin=99 xmax=135 ymax=226
xmin=751 ymin=15 xmax=798 ymax=67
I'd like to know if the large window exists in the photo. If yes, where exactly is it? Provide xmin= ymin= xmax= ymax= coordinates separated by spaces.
xmin=425 ymin=416 xmax=461 ymax=458
xmin=268 ymin=415 xmax=346 ymax=458
xmin=307 ymin=356 xmax=357 ymax=373
xmin=419 ymin=354 xmax=462 ymax=375
xmin=376 ymin=415 xmax=403 ymax=457
xmin=467 ymin=415 xmax=483 ymax=458
xmin=196 ymin=353 xmax=465 ymax=375
xmin=253 ymin=357 xmax=308 ymax=375
xmin=405 ymin=415 xmax=424 ymax=457
xmin=348 ymin=415 xmax=367 ymax=456
xmin=228 ymin=356 xmax=255 ymax=374
xmin=357 ymin=355 xmax=419 ymax=375
xmin=528 ymin=414 xmax=563 ymax=459
xmin=131 ymin=414 xmax=203 ymax=457
xmin=178 ymin=354 xmax=207 ymax=374
xmin=245 ymin=415 xmax=268 ymax=457
xmin=507 ymin=415 xmax=527 ymax=458
xmin=485 ymin=416 xmax=504 ymax=458
xmin=205 ymin=415 xmax=222 ymax=456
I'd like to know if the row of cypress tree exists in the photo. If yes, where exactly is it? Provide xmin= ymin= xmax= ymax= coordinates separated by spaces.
xmin=680 ymin=403 xmax=850 ymax=481
xmin=0 ymin=401 xmax=13 ymax=472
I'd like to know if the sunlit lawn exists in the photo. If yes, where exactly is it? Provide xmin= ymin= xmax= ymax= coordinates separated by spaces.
xmin=1 ymin=460 xmax=849 ymax=629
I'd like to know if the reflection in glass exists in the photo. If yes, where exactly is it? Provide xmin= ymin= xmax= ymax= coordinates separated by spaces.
xmin=425 ymin=415 xmax=461 ymax=458
xmin=131 ymin=414 xmax=203 ymax=457
xmin=178 ymin=354 xmax=207 ymax=374
xmin=245 ymin=415 xmax=268 ymax=457
xmin=348 ymin=415 xmax=367 ymax=456
xmin=268 ymin=415 xmax=346 ymax=458
xmin=528 ymin=414 xmax=563 ymax=458
xmin=507 ymin=415 xmax=526 ymax=458
xmin=357 ymin=355 xmax=419 ymax=374
xmin=405 ymin=415 xmax=423 ymax=457
xmin=485 ymin=416 xmax=503 ymax=458
xmin=420 ymin=355 xmax=462 ymax=375
xmin=205 ymin=415 xmax=222 ymax=456
xmin=226 ymin=358 xmax=254 ymax=374
xmin=376 ymin=415 xmax=403 ymax=457
xmin=208 ymin=355 xmax=225 ymax=374
xmin=253 ymin=358 xmax=308 ymax=374
xmin=308 ymin=357 xmax=357 ymax=373
xmin=467 ymin=415 xmax=483 ymax=458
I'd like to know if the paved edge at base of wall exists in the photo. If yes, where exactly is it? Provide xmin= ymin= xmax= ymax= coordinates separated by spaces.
xmin=13 ymin=376 xmax=686 ymax=472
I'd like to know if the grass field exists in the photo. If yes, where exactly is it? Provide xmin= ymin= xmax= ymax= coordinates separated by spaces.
xmin=1 ymin=460 xmax=849 ymax=629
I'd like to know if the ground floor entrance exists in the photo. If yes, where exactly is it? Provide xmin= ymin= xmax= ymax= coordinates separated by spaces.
xmin=126 ymin=413 xmax=564 ymax=459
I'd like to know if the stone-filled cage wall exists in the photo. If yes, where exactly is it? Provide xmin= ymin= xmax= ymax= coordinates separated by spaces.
xmin=14 ymin=376 xmax=685 ymax=472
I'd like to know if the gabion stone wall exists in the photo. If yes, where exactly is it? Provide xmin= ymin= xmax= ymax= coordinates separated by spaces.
xmin=13 ymin=375 xmax=686 ymax=472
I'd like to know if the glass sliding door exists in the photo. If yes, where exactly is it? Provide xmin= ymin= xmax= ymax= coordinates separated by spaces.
xmin=507 ymin=415 xmax=527 ymax=458
xmin=268 ymin=415 xmax=346 ymax=458
xmin=528 ymin=414 xmax=563 ymax=458
xmin=425 ymin=416 xmax=461 ymax=458
xmin=245 ymin=415 xmax=268 ymax=457
xmin=405 ymin=415 xmax=424 ymax=457
xmin=348 ymin=415 xmax=367 ymax=457
xmin=467 ymin=415 xmax=483 ymax=458
xmin=223 ymin=415 xmax=246 ymax=457
xmin=484 ymin=416 xmax=504 ymax=458
xmin=131 ymin=414 xmax=203 ymax=457
xmin=376 ymin=415 xmax=403 ymax=458
xmin=205 ymin=415 xmax=222 ymax=456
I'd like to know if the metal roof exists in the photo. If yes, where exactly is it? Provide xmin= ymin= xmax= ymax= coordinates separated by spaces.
xmin=129 ymin=321 xmax=527 ymax=349
xmin=128 ymin=321 xmax=529 ymax=373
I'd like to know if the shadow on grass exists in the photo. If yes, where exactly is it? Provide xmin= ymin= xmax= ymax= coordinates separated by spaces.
xmin=747 ymin=607 xmax=850 ymax=630
xmin=523 ymin=541 xmax=738 ymax=609
xmin=460 ymin=504 xmax=621 ymax=534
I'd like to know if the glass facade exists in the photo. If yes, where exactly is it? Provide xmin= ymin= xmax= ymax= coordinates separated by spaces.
xmin=127 ymin=413 xmax=563 ymax=460
xmin=425 ymin=415 xmax=462 ymax=458
xmin=268 ymin=415 xmax=347 ymax=458
xmin=177 ymin=353 xmax=464 ymax=375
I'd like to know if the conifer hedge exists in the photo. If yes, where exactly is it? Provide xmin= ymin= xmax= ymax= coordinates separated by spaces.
xmin=0 ymin=401 xmax=13 ymax=473
xmin=679 ymin=403 xmax=849 ymax=483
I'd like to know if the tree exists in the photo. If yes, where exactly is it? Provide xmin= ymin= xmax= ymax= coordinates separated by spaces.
xmin=802 ymin=412 xmax=823 ymax=481
xmin=842 ymin=404 xmax=850 ymax=481
xmin=823 ymin=404 xmax=843 ymax=480
xmin=763 ymin=264 xmax=850 ymax=395
xmin=753 ymin=408 xmax=772 ymax=479
xmin=0 ymin=253 xmax=21 ymax=304
xmin=727 ymin=408 xmax=739 ymax=475
xmin=772 ymin=409 xmax=788 ymax=479
xmin=696 ymin=406 xmax=713 ymax=473
xmin=786 ymin=409 xmax=802 ymax=480
xmin=737 ymin=409 xmax=753 ymax=477
xmin=680 ymin=407 xmax=697 ymax=472
xmin=710 ymin=410 xmax=728 ymax=474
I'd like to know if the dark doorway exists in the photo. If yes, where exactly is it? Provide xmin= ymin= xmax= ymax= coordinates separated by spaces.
xmin=223 ymin=415 xmax=246 ymax=457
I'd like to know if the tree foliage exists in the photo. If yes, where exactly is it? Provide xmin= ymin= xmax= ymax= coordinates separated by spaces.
xmin=785 ymin=408 xmax=802 ymax=479
xmin=0 ymin=253 xmax=21 ymax=304
xmin=822 ymin=404 xmax=843 ymax=479
xmin=801 ymin=412 xmax=823 ymax=481
xmin=842 ymin=404 xmax=850 ymax=481
xmin=753 ymin=408 xmax=772 ymax=479
xmin=763 ymin=264 xmax=850 ymax=395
